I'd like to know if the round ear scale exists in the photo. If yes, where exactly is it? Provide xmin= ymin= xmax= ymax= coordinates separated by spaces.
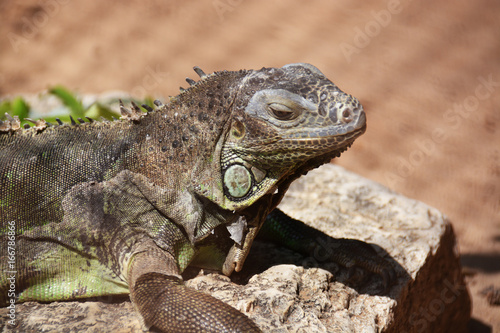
xmin=224 ymin=164 xmax=253 ymax=198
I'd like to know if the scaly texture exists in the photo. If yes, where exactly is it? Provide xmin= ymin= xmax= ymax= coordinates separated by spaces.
xmin=0 ymin=63 xmax=390 ymax=332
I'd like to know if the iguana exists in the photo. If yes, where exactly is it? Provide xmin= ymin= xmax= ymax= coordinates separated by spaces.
xmin=0 ymin=63 xmax=393 ymax=332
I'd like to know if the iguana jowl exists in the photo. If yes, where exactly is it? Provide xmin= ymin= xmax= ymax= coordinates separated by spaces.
xmin=0 ymin=63 xmax=392 ymax=332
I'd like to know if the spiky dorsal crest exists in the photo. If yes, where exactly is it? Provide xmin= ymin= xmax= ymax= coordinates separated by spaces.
xmin=0 ymin=113 xmax=21 ymax=132
xmin=0 ymin=99 xmax=156 ymax=135
xmin=178 ymin=66 xmax=238 ymax=95
xmin=0 ymin=66 xmax=222 ymax=135
xmin=119 ymin=100 xmax=147 ymax=121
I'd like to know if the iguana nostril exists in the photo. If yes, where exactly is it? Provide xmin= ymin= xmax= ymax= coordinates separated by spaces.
xmin=342 ymin=109 xmax=353 ymax=123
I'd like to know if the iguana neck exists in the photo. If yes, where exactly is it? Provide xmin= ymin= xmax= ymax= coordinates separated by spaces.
xmin=128 ymin=70 xmax=248 ymax=189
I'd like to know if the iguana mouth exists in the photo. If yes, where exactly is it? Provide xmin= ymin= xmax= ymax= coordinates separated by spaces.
xmin=288 ymin=116 xmax=365 ymax=175
xmin=285 ymin=121 xmax=366 ymax=153
xmin=269 ymin=123 xmax=365 ymax=213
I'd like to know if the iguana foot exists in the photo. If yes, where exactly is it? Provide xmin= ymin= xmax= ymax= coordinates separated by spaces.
xmin=133 ymin=273 xmax=261 ymax=333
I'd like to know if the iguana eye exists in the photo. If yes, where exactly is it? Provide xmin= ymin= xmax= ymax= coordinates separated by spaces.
xmin=267 ymin=103 xmax=298 ymax=121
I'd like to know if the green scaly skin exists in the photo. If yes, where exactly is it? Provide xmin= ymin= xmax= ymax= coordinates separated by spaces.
xmin=0 ymin=63 xmax=392 ymax=332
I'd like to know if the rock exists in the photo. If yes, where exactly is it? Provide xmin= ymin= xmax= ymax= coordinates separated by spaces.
xmin=268 ymin=164 xmax=471 ymax=332
xmin=0 ymin=300 xmax=140 ymax=333
xmin=0 ymin=164 xmax=470 ymax=332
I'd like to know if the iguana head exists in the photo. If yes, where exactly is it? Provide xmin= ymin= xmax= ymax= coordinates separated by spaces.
xmin=219 ymin=63 xmax=366 ymax=207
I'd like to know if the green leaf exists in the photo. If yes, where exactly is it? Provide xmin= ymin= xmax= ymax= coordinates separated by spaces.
xmin=0 ymin=101 xmax=12 ymax=119
xmin=49 ymin=85 xmax=85 ymax=118
xmin=0 ymin=97 xmax=31 ymax=126
xmin=141 ymin=96 xmax=155 ymax=110
xmin=84 ymin=103 xmax=120 ymax=121
xmin=10 ymin=97 xmax=31 ymax=120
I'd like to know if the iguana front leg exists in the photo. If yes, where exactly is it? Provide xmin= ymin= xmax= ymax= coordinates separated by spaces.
xmin=55 ymin=170 xmax=262 ymax=332
xmin=259 ymin=209 xmax=396 ymax=288
xmin=101 ymin=172 xmax=263 ymax=332
xmin=127 ymin=240 xmax=261 ymax=333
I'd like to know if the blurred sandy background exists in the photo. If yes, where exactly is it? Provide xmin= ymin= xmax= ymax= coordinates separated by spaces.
xmin=1 ymin=0 xmax=499 ymax=331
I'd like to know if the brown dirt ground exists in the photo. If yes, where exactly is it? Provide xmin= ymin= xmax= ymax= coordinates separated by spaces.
xmin=1 ymin=0 xmax=499 ymax=331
